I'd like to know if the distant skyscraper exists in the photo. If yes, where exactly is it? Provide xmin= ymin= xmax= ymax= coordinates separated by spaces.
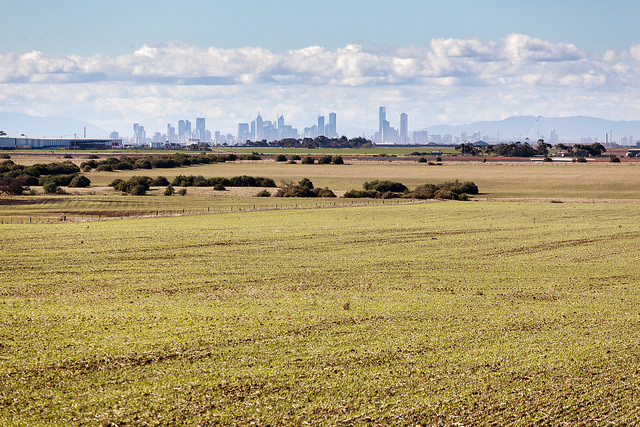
xmin=167 ymin=123 xmax=176 ymax=143
xmin=317 ymin=115 xmax=325 ymax=137
xmin=195 ymin=117 xmax=206 ymax=142
xmin=178 ymin=120 xmax=186 ymax=141
xmin=255 ymin=114 xmax=263 ymax=140
xmin=185 ymin=120 xmax=192 ymax=140
xmin=400 ymin=113 xmax=408 ymax=144
xmin=328 ymin=112 xmax=337 ymax=137
xmin=133 ymin=123 xmax=146 ymax=145
xmin=238 ymin=123 xmax=249 ymax=143
xmin=378 ymin=107 xmax=386 ymax=140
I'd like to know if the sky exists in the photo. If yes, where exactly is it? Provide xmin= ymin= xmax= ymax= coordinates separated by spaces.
xmin=1 ymin=0 xmax=640 ymax=137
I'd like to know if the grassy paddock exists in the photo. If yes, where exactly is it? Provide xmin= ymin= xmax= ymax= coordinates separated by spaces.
xmin=2 ymin=202 xmax=640 ymax=424
xmin=85 ymin=161 xmax=640 ymax=198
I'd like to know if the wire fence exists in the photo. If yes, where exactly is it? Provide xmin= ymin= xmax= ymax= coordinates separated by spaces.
xmin=0 ymin=198 xmax=430 ymax=224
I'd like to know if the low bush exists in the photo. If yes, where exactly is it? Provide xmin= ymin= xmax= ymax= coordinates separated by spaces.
xmin=610 ymin=156 xmax=621 ymax=163
xmin=69 ymin=175 xmax=91 ymax=187
xmin=289 ymin=155 xmax=301 ymax=161
xmin=110 ymin=176 xmax=152 ymax=195
xmin=274 ymin=178 xmax=336 ymax=198
xmin=177 ymin=188 xmax=187 ymax=196
xmin=275 ymin=154 xmax=287 ymax=162
xmin=417 ymin=157 xmax=427 ymax=163
xmin=151 ymin=176 xmax=169 ymax=186
xmin=255 ymin=189 xmax=271 ymax=197
xmin=301 ymin=156 xmax=315 ymax=164
xmin=317 ymin=155 xmax=332 ymax=164
xmin=0 ymin=176 xmax=26 ymax=195
xmin=164 ymin=185 xmax=174 ymax=196
xmin=344 ymin=179 xmax=478 ymax=201
xmin=363 ymin=180 xmax=408 ymax=193
xmin=332 ymin=156 xmax=344 ymax=165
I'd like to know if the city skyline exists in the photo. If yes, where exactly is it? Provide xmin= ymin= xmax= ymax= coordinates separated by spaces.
xmin=1 ymin=2 xmax=640 ymax=138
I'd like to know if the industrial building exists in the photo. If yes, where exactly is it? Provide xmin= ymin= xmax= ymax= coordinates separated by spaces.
xmin=0 ymin=136 xmax=122 ymax=150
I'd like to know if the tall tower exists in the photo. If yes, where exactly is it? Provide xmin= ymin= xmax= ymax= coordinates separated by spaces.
xmin=318 ymin=115 xmax=325 ymax=137
xmin=256 ymin=114 xmax=263 ymax=141
xmin=378 ymin=106 xmax=386 ymax=140
xmin=400 ymin=113 xmax=408 ymax=144
xmin=329 ymin=112 xmax=337 ymax=137
xmin=195 ymin=117 xmax=206 ymax=142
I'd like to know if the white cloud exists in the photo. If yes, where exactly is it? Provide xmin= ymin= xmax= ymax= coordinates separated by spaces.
xmin=2 ymin=35 xmax=640 ymax=136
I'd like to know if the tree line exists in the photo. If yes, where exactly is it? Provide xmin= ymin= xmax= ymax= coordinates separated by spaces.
xmin=455 ymin=140 xmax=606 ymax=157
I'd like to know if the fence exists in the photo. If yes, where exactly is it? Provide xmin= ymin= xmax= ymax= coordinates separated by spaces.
xmin=0 ymin=198 xmax=429 ymax=224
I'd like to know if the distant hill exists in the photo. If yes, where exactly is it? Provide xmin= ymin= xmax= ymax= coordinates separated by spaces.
xmin=424 ymin=116 xmax=640 ymax=143
xmin=0 ymin=112 xmax=109 ymax=138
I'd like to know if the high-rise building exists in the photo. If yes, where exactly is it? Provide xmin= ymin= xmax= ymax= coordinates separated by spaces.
xmin=328 ymin=112 xmax=337 ymax=137
xmin=178 ymin=120 xmax=186 ymax=141
xmin=255 ymin=114 xmax=263 ymax=141
xmin=238 ymin=123 xmax=250 ymax=144
xmin=195 ymin=117 xmax=206 ymax=142
xmin=185 ymin=120 xmax=192 ymax=140
xmin=400 ymin=113 xmax=408 ymax=144
xmin=133 ymin=123 xmax=146 ymax=145
xmin=317 ymin=115 xmax=325 ymax=137
xmin=166 ymin=123 xmax=176 ymax=143
xmin=378 ymin=107 xmax=386 ymax=140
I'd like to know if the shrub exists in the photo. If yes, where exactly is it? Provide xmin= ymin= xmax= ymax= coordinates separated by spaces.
xmin=69 ymin=175 xmax=91 ymax=187
xmin=274 ymin=178 xmax=334 ymax=198
xmin=575 ymin=157 xmax=588 ymax=163
xmin=87 ymin=154 xmax=99 ymax=159
xmin=213 ymin=183 xmax=226 ymax=191
xmin=0 ymin=154 xmax=10 ymax=159
xmin=63 ymin=154 xmax=72 ymax=159
xmin=301 ymin=156 xmax=315 ymax=164
xmin=43 ymin=180 xmax=59 ymax=194
xmin=95 ymin=164 xmax=113 ymax=172
xmin=0 ymin=176 xmax=26 ymax=195
xmin=289 ymin=155 xmax=301 ymax=161
xmin=255 ymin=189 xmax=271 ymax=197
xmin=435 ymin=156 xmax=442 ymax=162
xmin=317 ymin=155 xmax=332 ymax=164
xmin=363 ymin=180 xmax=408 ymax=193
xmin=417 ymin=157 xmax=427 ymax=163
xmin=275 ymin=154 xmax=287 ymax=162
xmin=610 ymin=155 xmax=621 ymax=163
xmin=177 ymin=188 xmax=187 ymax=196
xmin=332 ymin=156 xmax=344 ymax=165
xmin=164 ymin=185 xmax=174 ymax=196
xmin=343 ymin=189 xmax=380 ymax=198
xmin=151 ymin=176 xmax=169 ymax=186
xmin=287 ymin=160 xmax=297 ymax=164
xmin=111 ymin=176 xmax=152 ymax=195
xmin=543 ymin=156 xmax=553 ymax=162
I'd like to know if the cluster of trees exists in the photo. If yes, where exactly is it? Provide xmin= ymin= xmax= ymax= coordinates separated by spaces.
xmin=276 ymin=154 xmax=344 ymax=165
xmin=455 ymin=140 xmax=606 ymax=158
xmin=0 ymin=159 xmax=91 ymax=195
xmin=170 ymin=175 xmax=276 ymax=188
xmin=109 ymin=175 xmax=276 ymax=195
xmin=246 ymin=136 xmax=372 ymax=149
xmin=274 ymin=178 xmax=336 ymax=198
xmin=344 ymin=180 xmax=478 ymax=200
xmin=81 ymin=153 xmax=261 ymax=172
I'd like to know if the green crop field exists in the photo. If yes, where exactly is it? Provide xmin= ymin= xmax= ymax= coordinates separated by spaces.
xmin=2 ymin=201 xmax=640 ymax=424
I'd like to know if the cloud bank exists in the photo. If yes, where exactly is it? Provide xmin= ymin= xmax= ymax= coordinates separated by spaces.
xmin=1 ymin=34 xmax=640 ymax=136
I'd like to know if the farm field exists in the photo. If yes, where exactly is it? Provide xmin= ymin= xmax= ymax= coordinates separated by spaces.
xmin=83 ymin=160 xmax=640 ymax=199
xmin=2 ymin=202 xmax=640 ymax=424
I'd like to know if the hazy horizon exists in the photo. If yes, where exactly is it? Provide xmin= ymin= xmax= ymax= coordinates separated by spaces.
xmin=1 ymin=1 xmax=639 ymax=138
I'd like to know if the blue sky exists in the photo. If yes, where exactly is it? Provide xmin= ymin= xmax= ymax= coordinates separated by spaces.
xmin=1 ymin=0 xmax=640 ymax=138
xmin=3 ymin=0 xmax=638 ymax=55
